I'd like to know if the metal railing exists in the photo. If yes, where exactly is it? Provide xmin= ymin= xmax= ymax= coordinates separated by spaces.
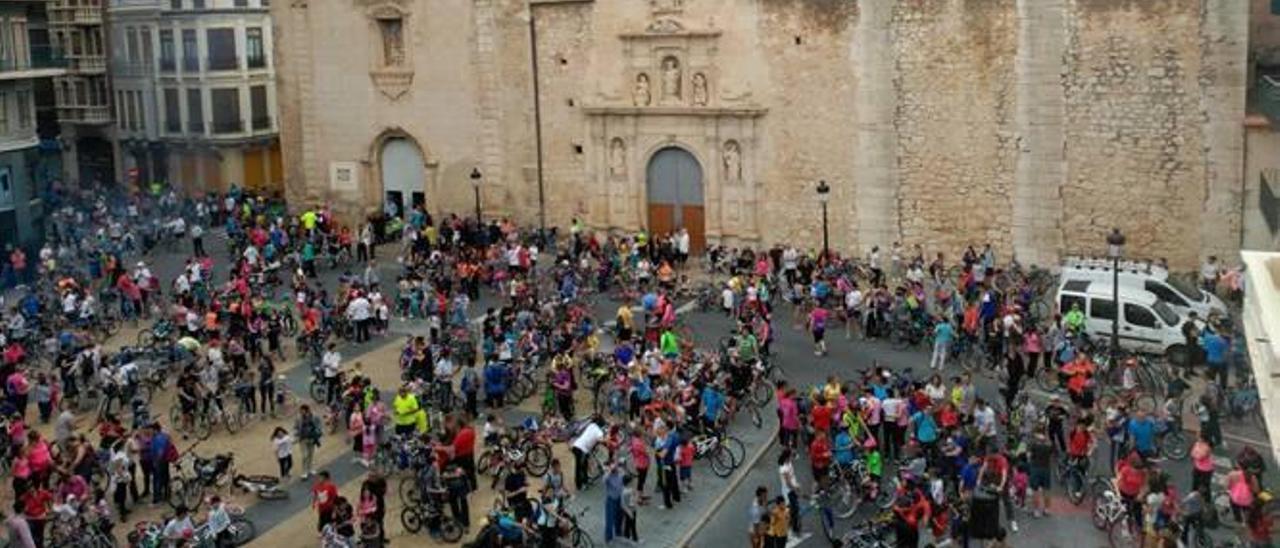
xmin=159 ymin=58 xmax=175 ymax=72
xmin=1257 ymin=75 xmax=1280 ymax=126
xmin=212 ymin=119 xmax=242 ymax=133
xmin=0 ymin=46 xmax=68 ymax=73
xmin=206 ymin=55 xmax=238 ymax=71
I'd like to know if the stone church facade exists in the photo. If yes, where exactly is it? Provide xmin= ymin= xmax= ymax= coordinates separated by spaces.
xmin=273 ymin=0 xmax=1248 ymax=269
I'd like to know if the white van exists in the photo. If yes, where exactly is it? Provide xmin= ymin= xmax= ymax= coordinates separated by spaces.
xmin=1055 ymin=279 xmax=1191 ymax=361
xmin=1060 ymin=257 xmax=1228 ymax=319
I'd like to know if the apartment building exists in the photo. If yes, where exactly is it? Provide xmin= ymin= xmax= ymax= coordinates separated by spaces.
xmin=0 ymin=0 xmax=64 ymax=251
xmin=108 ymin=0 xmax=278 ymax=195
xmin=48 ymin=0 xmax=113 ymax=187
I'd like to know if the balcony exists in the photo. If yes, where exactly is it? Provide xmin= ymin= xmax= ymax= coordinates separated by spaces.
xmin=0 ymin=46 xmax=68 ymax=80
xmin=211 ymin=118 xmax=242 ymax=134
xmin=206 ymin=55 xmax=239 ymax=72
xmin=73 ymin=7 xmax=103 ymax=25
xmin=67 ymin=55 xmax=107 ymax=74
xmin=112 ymin=61 xmax=153 ymax=79
xmin=159 ymin=58 xmax=175 ymax=72
xmin=58 ymin=105 xmax=112 ymax=125
xmin=1256 ymin=74 xmax=1280 ymax=127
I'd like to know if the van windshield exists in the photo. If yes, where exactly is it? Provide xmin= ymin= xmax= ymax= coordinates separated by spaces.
xmin=1152 ymin=300 xmax=1181 ymax=326
xmin=1166 ymin=277 xmax=1205 ymax=303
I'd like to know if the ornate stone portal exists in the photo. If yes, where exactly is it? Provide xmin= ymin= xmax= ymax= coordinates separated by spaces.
xmin=584 ymin=12 xmax=765 ymax=246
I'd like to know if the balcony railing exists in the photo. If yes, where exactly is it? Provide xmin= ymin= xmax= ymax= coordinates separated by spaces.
xmin=58 ymin=105 xmax=112 ymax=125
xmin=112 ymin=61 xmax=153 ymax=78
xmin=1257 ymin=75 xmax=1280 ymax=127
xmin=212 ymin=119 xmax=242 ymax=133
xmin=206 ymin=55 xmax=239 ymax=72
xmin=159 ymin=58 xmax=175 ymax=72
xmin=68 ymin=55 xmax=107 ymax=73
xmin=0 ymin=46 xmax=68 ymax=74
xmin=73 ymin=7 xmax=103 ymax=24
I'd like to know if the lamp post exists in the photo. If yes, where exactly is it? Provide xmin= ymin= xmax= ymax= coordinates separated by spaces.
xmin=817 ymin=180 xmax=830 ymax=261
xmin=470 ymin=167 xmax=483 ymax=223
xmin=1107 ymin=227 xmax=1126 ymax=360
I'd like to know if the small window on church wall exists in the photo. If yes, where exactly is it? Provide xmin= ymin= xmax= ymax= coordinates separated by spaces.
xmin=1273 ymin=0 xmax=1280 ymax=15
xmin=378 ymin=18 xmax=405 ymax=67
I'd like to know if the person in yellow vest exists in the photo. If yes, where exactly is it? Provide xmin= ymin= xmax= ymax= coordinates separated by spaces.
xmin=300 ymin=208 xmax=318 ymax=235
xmin=392 ymin=385 xmax=424 ymax=437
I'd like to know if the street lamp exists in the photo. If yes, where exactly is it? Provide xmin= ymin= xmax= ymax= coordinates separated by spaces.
xmin=470 ymin=167 xmax=483 ymax=223
xmin=816 ymin=180 xmax=830 ymax=261
xmin=1106 ymin=227 xmax=1126 ymax=359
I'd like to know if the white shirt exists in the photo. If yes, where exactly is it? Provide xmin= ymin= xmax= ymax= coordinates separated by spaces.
xmin=62 ymin=293 xmax=78 ymax=313
xmin=782 ymin=248 xmax=798 ymax=271
xmin=845 ymin=289 xmax=863 ymax=311
xmin=347 ymin=297 xmax=371 ymax=321
xmin=974 ymin=405 xmax=996 ymax=436
xmin=273 ymin=434 xmax=293 ymax=459
xmin=882 ymin=398 xmax=904 ymax=421
xmin=174 ymin=274 xmax=191 ymax=295
xmin=722 ymin=288 xmax=735 ymax=309
xmin=573 ymin=422 xmax=604 ymax=454
xmin=675 ymin=232 xmax=690 ymax=254
xmin=434 ymin=357 xmax=455 ymax=380
xmin=779 ymin=462 xmax=798 ymax=497
xmin=191 ymin=225 xmax=204 ymax=239
xmin=322 ymin=351 xmax=342 ymax=378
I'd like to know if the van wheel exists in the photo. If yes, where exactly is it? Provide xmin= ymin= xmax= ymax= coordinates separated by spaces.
xmin=1165 ymin=344 xmax=1188 ymax=368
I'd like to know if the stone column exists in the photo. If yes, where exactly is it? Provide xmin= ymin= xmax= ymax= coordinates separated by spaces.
xmin=852 ymin=0 xmax=898 ymax=254
xmin=1011 ymin=0 xmax=1067 ymax=268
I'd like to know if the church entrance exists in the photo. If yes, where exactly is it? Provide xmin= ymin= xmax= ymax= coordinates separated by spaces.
xmin=379 ymin=137 xmax=426 ymax=219
xmin=646 ymin=147 xmax=705 ymax=254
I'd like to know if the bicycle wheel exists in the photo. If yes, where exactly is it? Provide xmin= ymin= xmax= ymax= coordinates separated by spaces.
xmin=398 ymin=476 xmax=420 ymax=506
xmin=1034 ymin=368 xmax=1059 ymax=392
xmin=1091 ymin=497 xmax=1111 ymax=530
xmin=750 ymin=406 xmax=763 ymax=428
xmin=228 ymin=517 xmax=256 ymax=546
xmin=1066 ymin=469 xmax=1086 ymax=506
xmin=400 ymin=506 xmax=423 ymax=534
xmin=524 ymin=443 xmax=552 ymax=477
xmin=439 ymin=517 xmax=464 ymax=543
xmin=309 ymin=380 xmax=326 ymax=402
xmin=571 ymin=526 xmax=595 ymax=548
xmin=223 ymin=411 xmax=242 ymax=435
xmin=477 ymin=450 xmax=497 ymax=476
xmin=709 ymin=445 xmax=736 ymax=478
xmin=722 ymin=436 xmax=746 ymax=468
xmin=750 ymin=382 xmax=772 ymax=407
xmin=1160 ymin=431 xmax=1189 ymax=461
xmin=829 ymin=480 xmax=859 ymax=519
xmin=168 ymin=405 xmax=182 ymax=425
xmin=1108 ymin=516 xmax=1138 ymax=548
xmin=586 ymin=448 xmax=606 ymax=482
xmin=194 ymin=414 xmax=212 ymax=440
xmin=138 ymin=330 xmax=156 ymax=348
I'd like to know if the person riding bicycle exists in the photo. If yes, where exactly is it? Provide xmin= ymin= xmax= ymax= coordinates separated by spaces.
xmin=1060 ymin=352 xmax=1096 ymax=409
xmin=1066 ymin=419 xmax=1094 ymax=473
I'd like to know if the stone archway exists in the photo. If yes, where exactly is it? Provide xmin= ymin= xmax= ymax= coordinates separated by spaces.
xmin=646 ymin=146 xmax=705 ymax=253
xmin=376 ymin=135 xmax=426 ymax=219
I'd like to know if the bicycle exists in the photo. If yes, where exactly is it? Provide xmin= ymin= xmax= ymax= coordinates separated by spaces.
xmin=1057 ymin=456 xmax=1089 ymax=505
xmin=689 ymin=429 xmax=744 ymax=478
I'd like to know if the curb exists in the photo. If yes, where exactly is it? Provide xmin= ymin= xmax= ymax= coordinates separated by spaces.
xmin=674 ymin=426 xmax=779 ymax=548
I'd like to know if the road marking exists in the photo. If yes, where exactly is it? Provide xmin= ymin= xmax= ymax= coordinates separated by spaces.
xmin=785 ymin=532 xmax=813 ymax=548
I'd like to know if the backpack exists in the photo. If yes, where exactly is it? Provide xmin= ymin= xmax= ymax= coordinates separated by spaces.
xmin=163 ymin=440 xmax=180 ymax=463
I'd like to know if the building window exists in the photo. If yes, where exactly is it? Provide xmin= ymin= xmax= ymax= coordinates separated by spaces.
xmin=164 ymin=88 xmax=180 ymax=133
xmin=76 ymin=81 xmax=87 ymax=106
xmin=192 ymin=0 xmax=205 ymax=8
xmin=246 ymin=28 xmax=265 ymax=69
xmin=135 ymin=91 xmax=145 ymax=132
xmin=170 ymin=0 xmax=181 ymax=9
xmin=186 ymin=88 xmax=202 ymax=133
xmin=142 ymin=30 xmax=153 ymax=65
xmin=126 ymin=27 xmax=138 ymax=63
xmin=377 ymin=18 xmax=405 ymax=67
xmin=0 ymin=92 xmax=8 ymax=134
xmin=211 ymin=88 xmax=240 ymax=133
xmin=206 ymin=28 xmax=236 ymax=71
xmin=0 ymin=168 xmax=12 ymax=210
xmin=122 ymin=90 xmax=133 ymax=130
xmin=159 ymin=29 xmax=174 ymax=71
xmin=16 ymin=90 xmax=29 ymax=128
xmin=182 ymin=29 xmax=198 ymax=72
xmin=250 ymin=85 xmax=268 ymax=129
xmin=234 ymin=0 xmax=248 ymax=6
xmin=1273 ymin=0 xmax=1280 ymax=15
xmin=116 ymin=90 xmax=124 ymax=130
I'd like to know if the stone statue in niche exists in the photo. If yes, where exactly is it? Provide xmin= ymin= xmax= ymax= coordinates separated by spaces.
xmin=723 ymin=140 xmax=741 ymax=184
xmin=661 ymin=57 xmax=681 ymax=102
xmin=691 ymin=72 xmax=708 ymax=106
xmin=633 ymin=73 xmax=651 ymax=107
xmin=379 ymin=18 xmax=405 ymax=66
xmin=609 ymin=138 xmax=627 ymax=178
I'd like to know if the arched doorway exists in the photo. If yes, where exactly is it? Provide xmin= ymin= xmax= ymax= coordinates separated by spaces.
xmin=646 ymin=147 xmax=705 ymax=253
xmin=379 ymin=137 xmax=425 ymax=219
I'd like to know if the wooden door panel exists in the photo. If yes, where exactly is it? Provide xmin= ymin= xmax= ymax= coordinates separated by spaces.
xmin=681 ymin=205 xmax=705 ymax=254
xmin=648 ymin=204 xmax=675 ymax=238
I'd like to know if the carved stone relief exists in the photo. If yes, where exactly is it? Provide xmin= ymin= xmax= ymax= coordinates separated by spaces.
xmin=660 ymin=56 xmax=681 ymax=103
xmin=722 ymin=140 xmax=741 ymax=185
xmin=633 ymin=74 xmax=651 ymax=107
xmin=609 ymin=138 xmax=627 ymax=179
xmin=691 ymin=72 xmax=708 ymax=106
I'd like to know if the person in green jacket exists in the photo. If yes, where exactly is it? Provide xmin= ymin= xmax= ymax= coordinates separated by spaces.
xmin=659 ymin=328 xmax=679 ymax=358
